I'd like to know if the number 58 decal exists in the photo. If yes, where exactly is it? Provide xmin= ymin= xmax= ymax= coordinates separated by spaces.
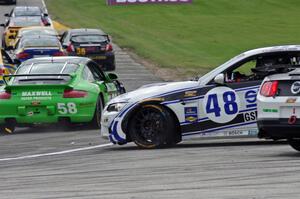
xmin=57 ymin=103 xmax=78 ymax=114
xmin=203 ymin=87 xmax=240 ymax=123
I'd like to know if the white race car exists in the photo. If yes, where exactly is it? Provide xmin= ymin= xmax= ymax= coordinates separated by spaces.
xmin=101 ymin=45 xmax=300 ymax=148
xmin=257 ymin=67 xmax=300 ymax=151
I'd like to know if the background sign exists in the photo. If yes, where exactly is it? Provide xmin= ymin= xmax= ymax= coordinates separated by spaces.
xmin=107 ymin=0 xmax=192 ymax=6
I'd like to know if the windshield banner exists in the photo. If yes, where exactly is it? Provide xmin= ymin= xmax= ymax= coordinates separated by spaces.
xmin=107 ymin=0 xmax=192 ymax=5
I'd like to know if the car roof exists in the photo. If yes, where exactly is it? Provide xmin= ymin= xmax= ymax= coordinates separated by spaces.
xmin=69 ymin=29 xmax=106 ymax=36
xmin=23 ymin=56 xmax=91 ymax=65
xmin=199 ymin=45 xmax=300 ymax=85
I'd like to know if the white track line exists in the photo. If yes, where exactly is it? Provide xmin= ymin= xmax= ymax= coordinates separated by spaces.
xmin=0 ymin=143 xmax=113 ymax=162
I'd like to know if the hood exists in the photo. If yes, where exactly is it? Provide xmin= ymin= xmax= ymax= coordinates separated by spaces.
xmin=110 ymin=80 xmax=200 ymax=104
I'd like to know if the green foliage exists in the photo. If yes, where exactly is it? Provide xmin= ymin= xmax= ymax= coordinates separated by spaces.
xmin=46 ymin=0 xmax=300 ymax=74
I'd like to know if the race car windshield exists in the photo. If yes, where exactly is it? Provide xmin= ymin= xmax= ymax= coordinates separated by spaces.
xmin=11 ymin=18 xmax=42 ymax=27
xmin=14 ymin=7 xmax=42 ymax=16
xmin=71 ymin=35 xmax=108 ymax=43
xmin=20 ymin=29 xmax=57 ymax=37
xmin=20 ymin=38 xmax=60 ymax=48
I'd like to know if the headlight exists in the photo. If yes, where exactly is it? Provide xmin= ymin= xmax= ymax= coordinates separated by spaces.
xmin=106 ymin=102 xmax=128 ymax=112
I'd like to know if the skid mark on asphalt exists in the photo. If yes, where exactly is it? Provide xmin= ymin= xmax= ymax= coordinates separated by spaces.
xmin=0 ymin=143 xmax=112 ymax=162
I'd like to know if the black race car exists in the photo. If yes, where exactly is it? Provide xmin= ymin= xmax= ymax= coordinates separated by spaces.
xmin=60 ymin=29 xmax=115 ymax=71
xmin=0 ymin=0 xmax=16 ymax=5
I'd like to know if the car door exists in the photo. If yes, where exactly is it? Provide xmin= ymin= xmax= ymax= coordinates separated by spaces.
xmin=86 ymin=61 xmax=118 ymax=103
xmin=182 ymin=56 xmax=263 ymax=139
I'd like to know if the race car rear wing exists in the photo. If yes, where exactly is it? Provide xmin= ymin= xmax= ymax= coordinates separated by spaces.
xmin=3 ymin=74 xmax=74 ymax=85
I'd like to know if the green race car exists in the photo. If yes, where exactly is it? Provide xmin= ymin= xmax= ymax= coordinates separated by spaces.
xmin=0 ymin=56 xmax=125 ymax=133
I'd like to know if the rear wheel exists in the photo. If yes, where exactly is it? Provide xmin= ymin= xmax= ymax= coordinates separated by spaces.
xmin=90 ymin=96 xmax=103 ymax=129
xmin=129 ymin=104 xmax=176 ymax=149
xmin=288 ymin=138 xmax=300 ymax=151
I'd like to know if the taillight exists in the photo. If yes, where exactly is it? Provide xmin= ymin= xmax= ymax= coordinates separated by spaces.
xmin=63 ymin=89 xmax=87 ymax=98
xmin=53 ymin=51 xmax=65 ymax=56
xmin=16 ymin=52 xmax=30 ymax=59
xmin=105 ymin=44 xmax=113 ymax=52
xmin=0 ymin=91 xmax=11 ymax=99
xmin=260 ymin=81 xmax=279 ymax=97
xmin=66 ymin=44 xmax=75 ymax=53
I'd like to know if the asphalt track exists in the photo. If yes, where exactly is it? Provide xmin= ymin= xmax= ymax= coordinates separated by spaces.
xmin=0 ymin=1 xmax=300 ymax=198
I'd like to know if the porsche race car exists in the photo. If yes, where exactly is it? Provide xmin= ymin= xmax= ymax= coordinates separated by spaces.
xmin=0 ymin=56 xmax=125 ymax=133
xmin=101 ymin=45 xmax=300 ymax=148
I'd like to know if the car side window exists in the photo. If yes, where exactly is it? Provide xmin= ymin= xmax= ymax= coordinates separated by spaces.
xmin=224 ymin=58 xmax=258 ymax=83
xmin=86 ymin=62 xmax=105 ymax=81
xmin=82 ymin=66 xmax=95 ymax=82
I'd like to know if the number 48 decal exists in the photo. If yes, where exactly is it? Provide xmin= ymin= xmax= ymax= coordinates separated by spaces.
xmin=57 ymin=103 xmax=78 ymax=114
xmin=206 ymin=91 xmax=238 ymax=117
xmin=203 ymin=87 xmax=240 ymax=123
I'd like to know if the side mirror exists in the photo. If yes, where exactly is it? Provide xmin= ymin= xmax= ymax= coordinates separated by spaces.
xmin=214 ymin=73 xmax=225 ymax=85
xmin=43 ymin=13 xmax=49 ymax=17
xmin=107 ymin=73 xmax=118 ymax=80
xmin=4 ymin=14 xmax=9 ymax=17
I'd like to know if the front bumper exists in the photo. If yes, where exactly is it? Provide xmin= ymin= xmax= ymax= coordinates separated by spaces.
xmin=100 ymin=109 xmax=127 ymax=145
xmin=258 ymin=118 xmax=300 ymax=139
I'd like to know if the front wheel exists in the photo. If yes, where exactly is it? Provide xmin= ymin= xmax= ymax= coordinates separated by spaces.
xmin=288 ymin=138 xmax=300 ymax=151
xmin=129 ymin=104 xmax=176 ymax=149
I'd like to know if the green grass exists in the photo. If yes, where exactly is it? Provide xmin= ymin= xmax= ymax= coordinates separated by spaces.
xmin=46 ymin=0 xmax=300 ymax=74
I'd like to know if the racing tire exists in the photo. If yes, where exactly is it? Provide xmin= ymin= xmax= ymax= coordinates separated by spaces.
xmin=288 ymin=139 xmax=300 ymax=152
xmin=90 ymin=96 xmax=103 ymax=129
xmin=128 ymin=104 xmax=176 ymax=149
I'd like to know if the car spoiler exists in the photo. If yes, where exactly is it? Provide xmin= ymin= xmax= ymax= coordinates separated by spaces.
xmin=3 ymin=74 xmax=73 ymax=85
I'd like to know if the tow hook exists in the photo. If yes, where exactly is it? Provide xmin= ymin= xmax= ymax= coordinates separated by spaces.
xmin=288 ymin=115 xmax=297 ymax=125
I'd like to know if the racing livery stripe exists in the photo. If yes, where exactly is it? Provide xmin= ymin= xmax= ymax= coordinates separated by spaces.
xmin=182 ymin=121 xmax=257 ymax=137
xmin=181 ymin=112 xmax=254 ymax=133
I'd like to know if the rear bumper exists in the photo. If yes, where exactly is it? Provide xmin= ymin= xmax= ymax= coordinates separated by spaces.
xmin=0 ymin=100 xmax=96 ymax=125
xmin=257 ymin=118 xmax=300 ymax=139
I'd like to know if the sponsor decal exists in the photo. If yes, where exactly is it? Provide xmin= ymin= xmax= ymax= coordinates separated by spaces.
xmin=21 ymin=91 xmax=52 ymax=101
xmin=184 ymin=107 xmax=198 ymax=123
xmin=22 ymin=91 xmax=52 ymax=97
xmin=262 ymin=108 xmax=278 ymax=113
xmin=248 ymin=129 xmax=258 ymax=136
xmin=184 ymin=90 xmax=197 ymax=98
xmin=243 ymin=111 xmax=257 ymax=122
xmin=291 ymin=81 xmax=300 ymax=94
xmin=286 ymin=98 xmax=297 ymax=103
xmin=107 ymin=0 xmax=192 ymax=5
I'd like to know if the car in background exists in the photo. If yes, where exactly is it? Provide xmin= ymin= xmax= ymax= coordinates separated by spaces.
xmin=11 ymin=26 xmax=59 ymax=49
xmin=257 ymin=64 xmax=300 ymax=151
xmin=0 ymin=0 xmax=16 ymax=4
xmin=0 ymin=48 xmax=16 ymax=85
xmin=12 ymin=35 xmax=65 ymax=63
xmin=4 ymin=6 xmax=50 ymax=26
xmin=1 ymin=17 xmax=47 ymax=50
xmin=101 ymin=45 xmax=300 ymax=149
xmin=61 ymin=29 xmax=115 ymax=70
xmin=0 ymin=56 xmax=125 ymax=133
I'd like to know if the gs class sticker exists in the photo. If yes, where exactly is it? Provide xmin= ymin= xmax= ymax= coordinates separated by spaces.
xmin=203 ymin=87 xmax=240 ymax=123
